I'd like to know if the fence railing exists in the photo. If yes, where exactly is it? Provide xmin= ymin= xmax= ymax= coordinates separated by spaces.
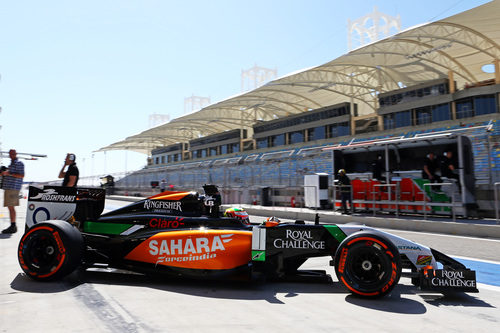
xmin=332 ymin=184 xmax=353 ymax=214
xmin=373 ymin=184 xmax=398 ymax=217
xmin=423 ymin=183 xmax=457 ymax=221
xmin=331 ymin=182 xmax=461 ymax=220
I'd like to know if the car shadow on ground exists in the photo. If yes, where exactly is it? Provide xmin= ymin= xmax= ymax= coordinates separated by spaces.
xmin=80 ymin=269 xmax=344 ymax=305
xmin=345 ymin=288 xmax=427 ymax=314
xmin=10 ymin=273 xmax=81 ymax=294
xmin=10 ymin=269 xmax=494 ymax=312
xmin=418 ymin=292 xmax=493 ymax=308
xmin=344 ymin=284 xmax=493 ymax=313
xmin=10 ymin=269 xmax=340 ymax=303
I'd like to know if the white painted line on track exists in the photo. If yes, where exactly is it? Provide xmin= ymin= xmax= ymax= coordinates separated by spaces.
xmin=478 ymin=283 xmax=500 ymax=293
xmin=451 ymin=255 xmax=500 ymax=265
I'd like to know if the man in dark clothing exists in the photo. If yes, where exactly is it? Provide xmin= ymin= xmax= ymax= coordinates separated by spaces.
xmin=422 ymin=152 xmax=441 ymax=190
xmin=59 ymin=153 xmax=79 ymax=187
xmin=338 ymin=169 xmax=352 ymax=214
xmin=440 ymin=151 xmax=459 ymax=181
xmin=371 ymin=154 xmax=385 ymax=182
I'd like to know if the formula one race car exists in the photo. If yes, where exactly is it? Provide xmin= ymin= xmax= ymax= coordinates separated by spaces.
xmin=18 ymin=185 xmax=478 ymax=298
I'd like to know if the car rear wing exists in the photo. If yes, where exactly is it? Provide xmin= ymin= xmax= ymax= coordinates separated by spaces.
xmin=26 ymin=186 xmax=106 ymax=229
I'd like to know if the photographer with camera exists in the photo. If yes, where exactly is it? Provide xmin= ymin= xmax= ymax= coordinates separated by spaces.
xmin=58 ymin=153 xmax=79 ymax=187
xmin=2 ymin=149 xmax=24 ymax=234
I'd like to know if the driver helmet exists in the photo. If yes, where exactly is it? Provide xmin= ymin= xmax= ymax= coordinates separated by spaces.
xmin=224 ymin=207 xmax=250 ymax=224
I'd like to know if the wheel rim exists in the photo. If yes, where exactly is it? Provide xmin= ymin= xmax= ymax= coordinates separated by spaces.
xmin=346 ymin=245 xmax=390 ymax=290
xmin=22 ymin=230 xmax=64 ymax=276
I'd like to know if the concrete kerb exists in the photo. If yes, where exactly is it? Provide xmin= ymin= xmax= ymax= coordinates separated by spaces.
xmin=107 ymin=196 xmax=500 ymax=239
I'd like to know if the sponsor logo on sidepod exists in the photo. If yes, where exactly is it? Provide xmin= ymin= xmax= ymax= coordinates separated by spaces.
xmin=149 ymin=217 xmax=185 ymax=229
xmin=273 ymin=230 xmax=325 ymax=249
xmin=149 ymin=234 xmax=233 ymax=265
xmin=143 ymin=200 xmax=182 ymax=211
xmin=30 ymin=189 xmax=76 ymax=202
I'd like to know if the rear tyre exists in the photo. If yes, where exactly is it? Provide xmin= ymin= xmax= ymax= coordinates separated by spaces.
xmin=334 ymin=232 xmax=401 ymax=298
xmin=18 ymin=220 xmax=84 ymax=281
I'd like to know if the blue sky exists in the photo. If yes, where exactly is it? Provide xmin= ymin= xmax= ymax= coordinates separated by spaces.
xmin=0 ymin=0 xmax=491 ymax=182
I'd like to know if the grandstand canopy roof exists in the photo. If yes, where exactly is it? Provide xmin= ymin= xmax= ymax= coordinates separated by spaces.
xmin=98 ymin=0 xmax=500 ymax=155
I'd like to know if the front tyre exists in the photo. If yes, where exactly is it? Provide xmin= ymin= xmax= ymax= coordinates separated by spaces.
xmin=334 ymin=232 xmax=401 ymax=298
xmin=18 ymin=220 xmax=84 ymax=281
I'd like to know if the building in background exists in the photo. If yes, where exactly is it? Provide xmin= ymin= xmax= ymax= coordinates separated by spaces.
xmin=95 ymin=2 xmax=500 ymax=217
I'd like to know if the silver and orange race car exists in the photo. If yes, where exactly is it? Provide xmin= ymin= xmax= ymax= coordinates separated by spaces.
xmin=18 ymin=185 xmax=477 ymax=298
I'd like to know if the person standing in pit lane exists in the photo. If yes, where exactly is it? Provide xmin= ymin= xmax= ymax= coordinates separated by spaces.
xmin=371 ymin=154 xmax=385 ymax=182
xmin=160 ymin=179 xmax=167 ymax=193
xmin=422 ymin=152 xmax=442 ymax=191
xmin=2 ymin=149 xmax=25 ymax=234
xmin=440 ymin=151 xmax=460 ymax=182
xmin=338 ymin=169 xmax=352 ymax=214
xmin=59 ymin=153 xmax=79 ymax=187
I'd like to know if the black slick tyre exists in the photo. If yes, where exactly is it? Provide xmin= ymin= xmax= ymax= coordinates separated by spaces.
xmin=334 ymin=231 xmax=401 ymax=298
xmin=18 ymin=220 xmax=84 ymax=281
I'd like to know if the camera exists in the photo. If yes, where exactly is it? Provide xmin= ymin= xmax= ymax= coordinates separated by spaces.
xmin=0 ymin=166 xmax=6 ymax=189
